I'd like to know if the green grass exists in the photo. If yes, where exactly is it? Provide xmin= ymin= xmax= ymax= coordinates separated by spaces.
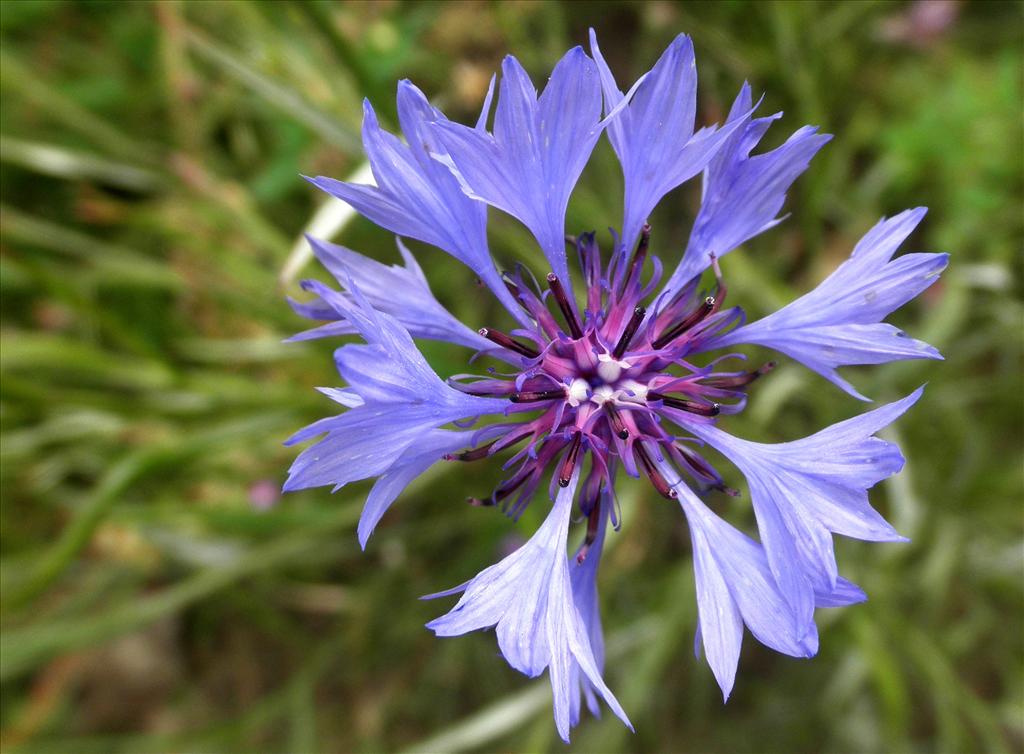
xmin=1 ymin=1 xmax=1021 ymax=752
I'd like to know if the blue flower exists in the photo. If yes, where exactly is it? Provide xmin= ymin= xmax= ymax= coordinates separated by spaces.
xmin=286 ymin=31 xmax=944 ymax=741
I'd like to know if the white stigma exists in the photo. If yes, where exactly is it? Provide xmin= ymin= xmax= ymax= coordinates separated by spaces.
xmin=567 ymin=378 xmax=590 ymax=408
xmin=618 ymin=379 xmax=649 ymax=403
xmin=596 ymin=352 xmax=630 ymax=384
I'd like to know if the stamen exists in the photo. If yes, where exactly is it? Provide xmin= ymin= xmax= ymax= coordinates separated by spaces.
xmin=494 ymin=470 xmax=531 ymax=503
xmin=509 ymin=389 xmax=565 ymax=403
xmin=502 ymin=273 xmax=521 ymax=301
xmin=558 ymin=432 xmax=583 ymax=487
xmin=634 ymin=444 xmax=678 ymax=499
xmin=478 ymin=327 xmax=540 ymax=359
xmin=623 ymin=224 xmax=651 ymax=291
xmin=446 ymin=429 xmax=533 ymax=461
xmin=575 ymin=233 xmax=603 ymax=313
xmin=605 ymin=405 xmax=629 ymax=440
xmin=652 ymin=296 xmax=716 ymax=349
xmin=449 ymin=443 xmax=497 ymax=462
xmin=504 ymin=267 xmax=560 ymax=338
xmin=648 ymin=392 xmax=721 ymax=417
xmin=576 ymin=495 xmax=602 ymax=564
xmin=453 ymin=381 xmax=514 ymax=398
xmin=579 ymin=470 xmax=603 ymax=515
xmin=702 ymin=361 xmax=777 ymax=389
xmin=612 ymin=306 xmax=646 ymax=359
xmin=546 ymin=273 xmax=583 ymax=339
xmin=467 ymin=496 xmax=497 ymax=507
xmin=676 ymin=443 xmax=720 ymax=481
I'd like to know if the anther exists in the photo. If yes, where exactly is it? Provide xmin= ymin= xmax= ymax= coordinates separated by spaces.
xmin=652 ymin=296 xmax=716 ymax=349
xmin=634 ymin=443 xmax=678 ymax=500
xmin=546 ymin=273 xmax=583 ymax=339
xmin=647 ymin=392 xmax=721 ymax=417
xmin=509 ymin=389 xmax=565 ymax=403
xmin=702 ymin=361 xmax=777 ymax=389
xmin=558 ymin=432 xmax=583 ymax=487
xmin=478 ymin=327 xmax=540 ymax=359
xmin=605 ymin=405 xmax=629 ymax=440
xmin=612 ymin=306 xmax=646 ymax=359
xmin=467 ymin=496 xmax=496 ymax=507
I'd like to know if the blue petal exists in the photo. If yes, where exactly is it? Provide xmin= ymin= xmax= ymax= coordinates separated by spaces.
xmin=302 ymin=279 xmax=499 ymax=411
xmin=682 ymin=389 xmax=921 ymax=614
xmin=433 ymin=48 xmax=604 ymax=285
xmin=308 ymin=93 xmax=527 ymax=325
xmin=712 ymin=209 xmax=946 ymax=399
xmin=357 ymin=429 xmax=470 ymax=549
xmin=288 ymin=237 xmax=493 ymax=351
xmin=426 ymin=471 xmax=631 ymax=741
xmin=742 ymin=474 xmax=818 ymax=640
xmin=284 ymin=286 xmax=507 ymax=494
xmin=686 ymin=504 xmax=743 ymax=700
xmin=674 ymin=480 xmax=818 ymax=701
xmin=568 ymin=488 xmax=611 ymax=723
xmin=590 ymin=30 xmax=747 ymax=254
xmin=547 ymin=533 xmax=632 ymax=741
xmin=662 ymin=83 xmax=830 ymax=296
xmin=728 ymin=324 xmax=939 ymax=401
xmin=694 ymin=501 xmax=819 ymax=662
xmin=315 ymin=386 xmax=363 ymax=407
xmin=284 ymin=404 xmax=425 ymax=491
xmin=286 ymin=320 xmax=359 ymax=342
xmin=815 ymin=577 xmax=868 ymax=608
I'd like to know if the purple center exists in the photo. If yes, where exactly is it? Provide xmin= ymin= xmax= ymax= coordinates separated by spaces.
xmin=449 ymin=226 xmax=774 ymax=557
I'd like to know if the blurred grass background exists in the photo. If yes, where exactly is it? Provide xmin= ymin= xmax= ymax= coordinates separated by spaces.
xmin=1 ymin=1 xmax=1022 ymax=752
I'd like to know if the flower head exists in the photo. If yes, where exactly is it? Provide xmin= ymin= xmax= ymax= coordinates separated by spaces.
xmin=286 ymin=31 xmax=944 ymax=741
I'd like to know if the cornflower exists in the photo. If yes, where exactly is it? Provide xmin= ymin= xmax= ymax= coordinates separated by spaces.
xmin=285 ymin=31 xmax=946 ymax=741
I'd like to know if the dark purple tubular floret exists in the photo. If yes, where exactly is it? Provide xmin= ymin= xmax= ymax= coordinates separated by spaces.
xmin=449 ymin=227 xmax=751 ymax=517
